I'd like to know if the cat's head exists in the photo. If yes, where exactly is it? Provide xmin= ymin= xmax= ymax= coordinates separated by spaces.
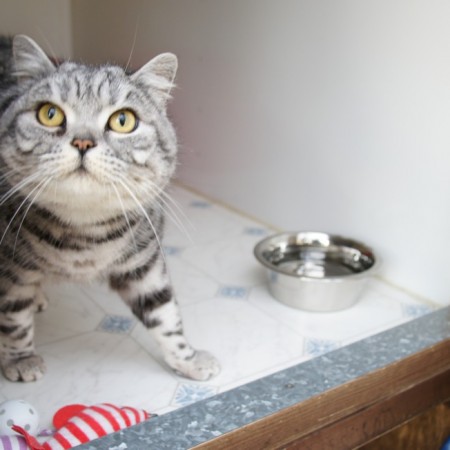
xmin=0 ymin=35 xmax=178 ymax=223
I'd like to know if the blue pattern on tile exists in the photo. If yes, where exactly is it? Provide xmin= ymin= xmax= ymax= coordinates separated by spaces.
xmin=173 ymin=383 xmax=217 ymax=407
xmin=218 ymin=286 xmax=250 ymax=299
xmin=189 ymin=200 xmax=211 ymax=208
xmin=163 ymin=246 xmax=183 ymax=256
xmin=402 ymin=303 xmax=433 ymax=319
xmin=243 ymin=227 xmax=269 ymax=236
xmin=98 ymin=315 xmax=136 ymax=334
xmin=305 ymin=338 xmax=339 ymax=357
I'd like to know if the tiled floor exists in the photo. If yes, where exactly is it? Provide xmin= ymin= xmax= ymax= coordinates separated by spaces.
xmin=0 ymin=185 xmax=437 ymax=433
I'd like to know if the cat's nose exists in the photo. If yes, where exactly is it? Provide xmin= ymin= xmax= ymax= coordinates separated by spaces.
xmin=71 ymin=138 xmax=96 ymax=153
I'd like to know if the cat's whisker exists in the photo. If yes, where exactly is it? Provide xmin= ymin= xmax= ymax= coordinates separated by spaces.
xmin=0 ymin=172 xmax=42 ymax=206
xmin=152 ymin=183 xmax=196 ymax=233
xmin=0 ymin=178 xmax=48 ymax=247
xmin=156 ymin=186 xmax=197 ymax=236
xmin=110 ymin=181 xmax=138 ymax=253
xmin=0 ymin=167 xmax=21 ymax=181
xmin=142 ymin=182 xmax=194 ymax=244
xmin=12 ymin=176 xmax=54 ymax=257
xmin=115 ymin=177 xmax=167 ymax=264
xmin=125 ymin=20 xmax=139 ymax=73
xmin=121 ymin=175 xmax=194 ymax=243
xmin=0 ymin=166 xmax=40 ymax=186
xmin=35 ymin=26 xmax=59 ymax=66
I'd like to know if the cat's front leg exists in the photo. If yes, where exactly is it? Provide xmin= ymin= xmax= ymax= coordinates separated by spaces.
xmin=137 ymin=296 xmax=220 ymax=381
xmin=110 ymin=256 xmax=220 ymax=381
xmin=0 ymin=285 xmax=46 ymax=382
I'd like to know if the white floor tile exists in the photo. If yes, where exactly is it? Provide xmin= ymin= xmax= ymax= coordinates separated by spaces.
xmin=180 ymin=297 xmax=306 ymax=386
xmin=166 ymin=255 xmax=219 ymax=307
xmin=248 ymin=282 xmax=406 ymax=343
xmin=181 ymin=234 xmax=267 ymax=287
xmin=35 ymin=283 xmax=105 ymax=346
xmin=79 ymin=282 xmax=133 ymax=317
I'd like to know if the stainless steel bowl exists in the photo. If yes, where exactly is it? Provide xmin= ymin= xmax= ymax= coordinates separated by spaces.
xmin=254 ymin=231 xmax=379 ymax=312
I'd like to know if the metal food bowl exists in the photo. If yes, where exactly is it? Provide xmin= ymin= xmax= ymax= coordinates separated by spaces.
xmin=254 ymin=231 xmax=379 ymax=312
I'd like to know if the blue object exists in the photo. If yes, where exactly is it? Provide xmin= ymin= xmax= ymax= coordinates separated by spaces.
xmin=440 ymin=436 xmax=450 ymax=450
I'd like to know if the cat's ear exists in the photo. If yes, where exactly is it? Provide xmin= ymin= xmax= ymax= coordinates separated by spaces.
xmin=12 ymin=35 xmax=56 ymax=81
xmin=131 ymin=53 xmax=178 ymax=105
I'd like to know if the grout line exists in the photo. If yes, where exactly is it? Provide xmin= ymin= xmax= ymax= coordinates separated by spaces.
xmin=173 ymin=180 xmax=281 ymax=232
xmin=375 ymin=275 xmax=442 ymax=308
xmin=38 ymin=329 xmax=107 ymax=348
xmin=340 ymin=316 xmax=410 ymax=348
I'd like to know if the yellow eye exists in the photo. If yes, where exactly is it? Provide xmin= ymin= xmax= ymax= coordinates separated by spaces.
xmin=37 ymin=103 xmax=65 ymax=127
xmin=108 ymin=109 xmax=138 ymax=133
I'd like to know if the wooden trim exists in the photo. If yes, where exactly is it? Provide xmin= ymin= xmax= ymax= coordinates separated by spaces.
xmin=288 ymin=367 xmax=450 ymax=449
xmin=193 ymin=339 xmax=450 ymax=450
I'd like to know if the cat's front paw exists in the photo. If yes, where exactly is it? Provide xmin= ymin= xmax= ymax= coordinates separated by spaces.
xmin=167 ymin=350 xmax=220 ymax=381
xmin=2 ymin=355 xmax=46 ymax=382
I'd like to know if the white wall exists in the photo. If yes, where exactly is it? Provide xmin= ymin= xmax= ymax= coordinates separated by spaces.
xmin=0 ymin=0 xmax=73 ymax=58
xmin=60 ymin=1 xmax=450 ymax=304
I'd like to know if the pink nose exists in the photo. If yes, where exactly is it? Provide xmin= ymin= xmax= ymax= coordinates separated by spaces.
xmin=71 ymin=138 xmax=96 ymax=152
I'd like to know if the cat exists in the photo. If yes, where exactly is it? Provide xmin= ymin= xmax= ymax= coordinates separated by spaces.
xmin=0 ymin=35 xmax=220 ymax=382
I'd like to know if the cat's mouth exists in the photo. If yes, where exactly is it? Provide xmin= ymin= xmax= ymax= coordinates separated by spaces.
xmin=71 ymin=160 xmax=97 ymax=181
xmin=75 ymin=163 xmax=88 ymax=175
xmin=72 ymin=160 xmax=106 ymax=184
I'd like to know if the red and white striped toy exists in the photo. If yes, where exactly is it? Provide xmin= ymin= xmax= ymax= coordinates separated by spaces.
xmin=13 ymin=403 xmax=150 ymax=450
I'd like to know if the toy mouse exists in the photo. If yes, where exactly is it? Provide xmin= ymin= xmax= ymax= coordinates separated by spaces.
xmin=12 ymin=403 xmax=150 ymax=450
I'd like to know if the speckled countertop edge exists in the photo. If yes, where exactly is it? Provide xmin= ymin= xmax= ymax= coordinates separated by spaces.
xmin=78 ymin=306 xmax=450 ymax=450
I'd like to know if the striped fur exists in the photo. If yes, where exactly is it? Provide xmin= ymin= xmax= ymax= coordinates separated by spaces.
xmin=0 ymin=35 xmax=219 ymax=382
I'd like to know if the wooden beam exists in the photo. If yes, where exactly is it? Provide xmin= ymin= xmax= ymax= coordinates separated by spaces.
xmin=286 ymin=368 xmax=450 ymax=449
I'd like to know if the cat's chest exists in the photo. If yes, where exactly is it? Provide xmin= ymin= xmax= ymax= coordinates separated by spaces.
xmin=24 ymin=216 xmax=138 ymax=281
xmin=36 ymin=238 xmax=128 ymax=281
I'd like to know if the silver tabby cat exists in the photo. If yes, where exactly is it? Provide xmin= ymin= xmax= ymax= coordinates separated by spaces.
xmin=0 ymin=35 xmax=220 ymax=382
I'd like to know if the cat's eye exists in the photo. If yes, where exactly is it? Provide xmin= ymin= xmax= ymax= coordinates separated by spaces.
xmin=37 ymin=103 xmax=65 ymax=127
xmin=108 ymin=109 xmax=138 ymax=134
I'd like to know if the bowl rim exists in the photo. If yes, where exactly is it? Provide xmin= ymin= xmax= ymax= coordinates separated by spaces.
xmin=254 ymin=231 xmax=380 ymax=281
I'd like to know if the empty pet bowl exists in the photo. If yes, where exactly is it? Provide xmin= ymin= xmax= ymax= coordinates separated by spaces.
xmin=254 ymin=231 xmax=379 ymax=312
